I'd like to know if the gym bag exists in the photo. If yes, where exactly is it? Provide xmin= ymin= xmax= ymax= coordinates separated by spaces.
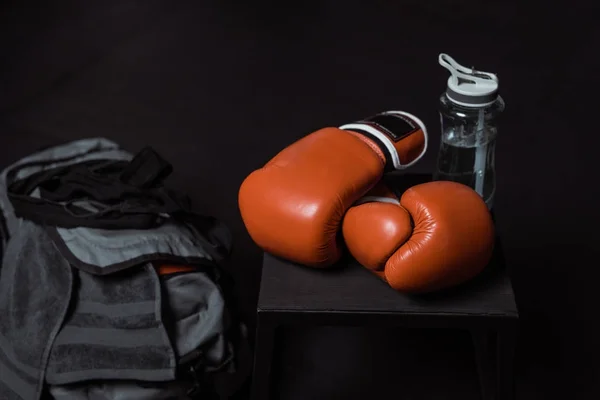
xmin=0 ymin=138 xmax=240 ymax=400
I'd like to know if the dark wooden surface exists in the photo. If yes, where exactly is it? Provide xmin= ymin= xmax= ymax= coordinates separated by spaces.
xmin=258 ymin=173 xmax=518 ymax=324
xmin=258 ymin=248 xmax=518 ymax=320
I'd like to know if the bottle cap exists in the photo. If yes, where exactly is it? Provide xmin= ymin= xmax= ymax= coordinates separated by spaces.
xmin=439 ymin=53 xmax=499 ymax=107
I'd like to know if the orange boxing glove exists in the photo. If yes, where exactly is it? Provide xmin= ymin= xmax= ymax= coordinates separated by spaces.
xmin=342 ymin=181 xmax=495 ymax=293
xmin=239 ymin=111 xmax=428 ymax=267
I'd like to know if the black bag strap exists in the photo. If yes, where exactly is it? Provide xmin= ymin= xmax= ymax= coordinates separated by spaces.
xmin=6 ymin=147 xmax=232 ymax=264
xmin=120 ymin=146 xmax=174 ymax=188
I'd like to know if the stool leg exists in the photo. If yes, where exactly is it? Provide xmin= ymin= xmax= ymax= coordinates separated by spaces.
xmin=496 ymin=327 xmax=517 ymax=400
xmin=471 ymin=329 xmax=494 ymax=400
xmin=251 ymin=319 xmax=276 ymax=400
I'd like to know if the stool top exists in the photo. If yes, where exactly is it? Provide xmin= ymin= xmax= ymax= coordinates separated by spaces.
xmin=257 ymin=174 xmax=518 ymax=325
xmin=259 ymin=245 xmax=517 ymax=319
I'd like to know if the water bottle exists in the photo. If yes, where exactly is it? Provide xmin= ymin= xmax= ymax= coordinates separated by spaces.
xmin=433 ymin=53 xmax=505 ymax=209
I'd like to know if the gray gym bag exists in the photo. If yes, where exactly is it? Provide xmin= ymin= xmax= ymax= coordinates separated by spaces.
xmin=0 ymin=138 xmax=238 ymax=400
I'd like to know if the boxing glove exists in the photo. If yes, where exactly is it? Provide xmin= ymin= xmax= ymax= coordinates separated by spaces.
xmin=238 ymin=111 xmax=428 ymax=267
xmin=342 ymin=181 xmax=495 ymax=293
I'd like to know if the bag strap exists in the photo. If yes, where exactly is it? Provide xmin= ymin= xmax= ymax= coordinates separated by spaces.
xmin=6 ymin=147 xmax=233 ymax=265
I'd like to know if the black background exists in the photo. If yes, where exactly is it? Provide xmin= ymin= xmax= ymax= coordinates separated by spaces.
xmin=1 ymin=1 xmax=599 ymax=398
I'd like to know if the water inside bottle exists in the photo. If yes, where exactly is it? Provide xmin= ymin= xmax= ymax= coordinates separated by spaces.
xmin=434 ymin=127 xmax=497 ymax=208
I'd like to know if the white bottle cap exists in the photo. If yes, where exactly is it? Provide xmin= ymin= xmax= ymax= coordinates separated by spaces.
xmin=439 ymin=53 xmax=499 ymax=107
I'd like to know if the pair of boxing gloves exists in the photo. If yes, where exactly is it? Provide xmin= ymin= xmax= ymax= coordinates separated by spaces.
xmin=238 ymin=111 xmax=495 ymax=293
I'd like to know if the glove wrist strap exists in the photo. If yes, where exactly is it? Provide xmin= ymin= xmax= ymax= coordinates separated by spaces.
xmin=339 ymin=111 xmax=428 ymax=171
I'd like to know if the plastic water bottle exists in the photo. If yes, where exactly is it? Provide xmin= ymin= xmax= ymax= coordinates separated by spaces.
xmin=434 ymin=53 xmax=505 ymax=210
